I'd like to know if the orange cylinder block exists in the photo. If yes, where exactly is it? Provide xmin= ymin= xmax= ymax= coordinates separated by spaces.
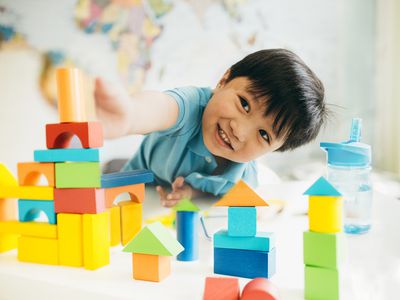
xmin=57 ymin=67 xmax=87 ymax=123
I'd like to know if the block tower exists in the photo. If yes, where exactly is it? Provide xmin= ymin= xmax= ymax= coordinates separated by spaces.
xmin=0 ymin=67 xmax=153 ymax=270
xmin=303 ymin=176 xmax=344 ymax=300
xmin=213 ymin=180 xmax=276 ymax=279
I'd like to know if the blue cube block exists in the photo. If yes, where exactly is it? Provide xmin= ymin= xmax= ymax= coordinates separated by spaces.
xmin=214 ymin=247 xmax=276 ymax=279
xmin=177 ymin=211 xmax=199 ymax=261
xmin=18 ymin=199 xmax=56 ymax=224
xmin=228 ymin=206 xmax=256 ymax=237
xmin=34 ymin=148 xmax=100 ymax=162
xmin=214 ymin=229 xmax=275 ymax=252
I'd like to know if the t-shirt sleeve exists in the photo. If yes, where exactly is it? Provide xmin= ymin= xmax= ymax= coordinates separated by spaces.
xmin=154 ymin=86 xmax=205 ymax=137
xmin=184 ymin=161 xmax=259 ymax=197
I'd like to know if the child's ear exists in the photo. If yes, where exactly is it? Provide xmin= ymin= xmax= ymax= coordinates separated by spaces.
xmin=218 ymin=69 xmax=231 ymax=87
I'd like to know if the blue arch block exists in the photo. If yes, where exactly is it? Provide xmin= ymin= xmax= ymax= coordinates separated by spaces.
xmin=177 ymin=211 xmax=199 ymax=261
xmin=18 ymin=199 xmax=57 ymax=224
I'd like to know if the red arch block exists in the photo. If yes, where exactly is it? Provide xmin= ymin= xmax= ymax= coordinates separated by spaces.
xmin=46 ymin=122 xmax=103 ymax=149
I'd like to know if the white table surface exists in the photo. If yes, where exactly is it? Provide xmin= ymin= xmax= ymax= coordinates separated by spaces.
xmin=1 ymin=181 xmax=399 ymax=300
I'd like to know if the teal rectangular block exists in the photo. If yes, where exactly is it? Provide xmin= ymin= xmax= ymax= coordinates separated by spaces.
xmin=303 ymin=231 xmax=345 ymax=269
xmin=55 ymin=162 xmax=101 ymax=188
xmin=305 ymin=266 xmax=340 ymax=300
xmin=34 ymin=148 xmax=100 ymax=162
xmin=228 ymin=206 xmax=256 ymax=237
xmin=214 ymin=229 xmax=274 ymax=252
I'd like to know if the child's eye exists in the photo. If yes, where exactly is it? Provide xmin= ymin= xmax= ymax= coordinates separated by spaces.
xmin=240 ymin=97 xmax=250 ymax=112
xmin=259 ymin=129 xmax=270 ymax=143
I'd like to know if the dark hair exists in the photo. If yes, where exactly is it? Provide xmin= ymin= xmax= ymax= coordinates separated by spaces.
xmin=226 ymin=49 xmax=327 ymax=152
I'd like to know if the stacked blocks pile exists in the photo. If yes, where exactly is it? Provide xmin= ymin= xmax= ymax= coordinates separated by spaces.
xmin=0 ymin=67 xmax=153 ymax=270
xmin=123 ymin=221 xmax=184 ymax=282
xmin=303 ymin=177 xmax=344 ymax=300
xmin=213 ymin=180 xmax=276 ymax=279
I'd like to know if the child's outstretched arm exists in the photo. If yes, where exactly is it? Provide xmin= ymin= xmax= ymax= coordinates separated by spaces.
xmin=94 ymin=78 xmax=179 ymax=138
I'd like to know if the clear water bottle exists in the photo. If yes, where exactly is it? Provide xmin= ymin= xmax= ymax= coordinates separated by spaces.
xmin=320 ymin=118 xmax=372 ymax=234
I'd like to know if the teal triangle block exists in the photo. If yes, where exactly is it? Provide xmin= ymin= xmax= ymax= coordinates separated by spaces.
xmin=123 ymin=222 xmax=184 ymax=256
xmin=173 ymin=198 xmax=200 ymax=212
xmin=303 ymin=176 xmax=342 ymax=196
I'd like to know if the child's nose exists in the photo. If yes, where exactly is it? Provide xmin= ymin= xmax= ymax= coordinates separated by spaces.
xmin=229 ymin=119 xmax=247 ymax=143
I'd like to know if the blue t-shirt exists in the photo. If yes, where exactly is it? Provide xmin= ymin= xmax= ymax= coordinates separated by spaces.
xmin=122 ymin=86 xmax=258 ymax=196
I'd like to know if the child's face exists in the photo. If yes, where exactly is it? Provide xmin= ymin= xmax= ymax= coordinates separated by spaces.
xmin=202 ymin=75 xmax=285 ymax=163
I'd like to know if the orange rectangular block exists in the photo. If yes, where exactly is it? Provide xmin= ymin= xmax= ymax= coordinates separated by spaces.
xmin=17 ymin=162 xmax=55 ymax=186
xmin=105 ymin=183 xmax=144 ymax=208
xmin=0 ymin=198 xmax=17 ymax=221
xmin=132 ymin=253 xmax=171 ymax=282
xmin=54 ymin=188 xmax=105 ymax=214
xmin=119 ymin=201 xmax=142 ymax=246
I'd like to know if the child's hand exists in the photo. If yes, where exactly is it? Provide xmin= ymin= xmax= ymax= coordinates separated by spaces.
xmin=94 ymin=78 xmax=132 ymax=139
xmin=156 ymin=177 xmax=193 ymax=208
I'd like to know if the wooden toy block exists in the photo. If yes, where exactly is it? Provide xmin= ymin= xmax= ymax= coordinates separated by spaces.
xmin=54 ymin=188 xmax=105 ymax=214
xmin=0 ymin=198 xmax=17 ymax=221
xmin=303 ymin=230 xmax=345 ymax=269
xmin=101 ymin=169 xmax=153 ymax=188
xmin=119 ymin=200 xmax=142 ymax=246
xmin=304 ymin=176 xmax=342 ymax=197
xmin=34 ymin=148 xmax=100 ymax=163
xmin=0 ymin=186 xmax=54 ymax=200
xmin=176 ymin=211 xmax=199 ymax=261
xmin=56 ymin=67 xmax=87 ymax=123
xmin=228 ymin=206 xmax=256 ymax=237
xmin=241 ymin=278 xmax=280 ymax=300
xmin=109 ymin=205 xmax=121 ymax=246
xmin=46 ymin=122 xmax=103 ymax=149
xmin=18 ymin=236 xmax=59 ymax=265
xmin=309 ymin=196 xmax=343 ymax=233
xmin=0 ymin=221 xmax=57 ymax=238
xmin=132 ymin=253 xmax=171 ymax=282
xmin=173 ymin=198 xmax=200 ymax=212
xmin=105 ymin=183 xmax=145 ymax=207
xmin=83 ymin=211 xmax=110 ymax=270
xmin=123 ymin=222 xmax=184 ymax=256
xmin=214 ymin=180 xmax=268 ymax=207
xmin=214 ymin=247 xmax=276 ymax=279
xmin=213 ymin=229 xmax=275 ymax=252
xmin=305 ymin=266 xmax=340 ymax=300
xmin=58 ymin=213 xmax=83 ymax=267
xmin=18 ymin=199 xmax=56 ymax=224
xmin=17 ymin=162 xmax=55 ymax=186
xmin=0 ymin=163 xmax=18 ymax=186
xmin=55 ymin=162 xmax=101 ymax=188
xmin=0 ymin=233 xmax=18 ymax=253
xmin=203 ymin=277 xmax=240 ymax=300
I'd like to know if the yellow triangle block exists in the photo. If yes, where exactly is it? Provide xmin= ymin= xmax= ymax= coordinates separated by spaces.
xmin=213 ymin=180 xmax=268 ymax=207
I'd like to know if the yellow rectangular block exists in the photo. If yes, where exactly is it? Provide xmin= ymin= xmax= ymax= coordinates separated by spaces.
xmin=18 ymin=236 xmax=59 ymax=265
xmin=309 ymin=196 xmax=343 ymax=233
xmin=58 ymin=214 xmax=83 ymax=267
xmin=119 ymin=201 xmax=142 ymax=246
xmin=0 ymin=233 xmax=18 ymax=253
xmin=0 ymin=186 xmax=53 ymax=200
xmin=0 ymin=221 xmax=57 ymax=238
xmin=83 ymin=211 xmax=110 ymax=270
xmin=109 ymin=205 xmax=121 ymax=247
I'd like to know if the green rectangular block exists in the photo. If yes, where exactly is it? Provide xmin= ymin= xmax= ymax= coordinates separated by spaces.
xmin=55 ymin=162 xmax=101 ymax=188
xmin=303 ymin=231 xmax=345 ymax=269
xmin=305 ymin=266 xmax=340 ymax=300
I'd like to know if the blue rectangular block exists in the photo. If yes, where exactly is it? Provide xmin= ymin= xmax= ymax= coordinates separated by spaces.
xmin=177 ymin=211 xmax=199 ymax=261
xmin=101 ymin=170 xmax=154 ymax=188
xmin=228 ymin=207 xmax=256 ymax=237
xmin=34 ymin=148 xmax=100 ymax=162
xmin=214 ymin=247 xmax=276 ymax=279
xmin=214 ymin=229 xmax=274 ymax=252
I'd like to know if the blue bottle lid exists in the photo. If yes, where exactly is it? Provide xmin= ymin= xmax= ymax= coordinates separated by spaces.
xmin=320 ymin=118 xmax=371 ymax=167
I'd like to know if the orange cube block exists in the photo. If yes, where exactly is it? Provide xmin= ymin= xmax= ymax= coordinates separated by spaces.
xmin=17 ymin=162 xmax=55 ymax=186
xmin=132 ymin=253 xmax=171 ymax=282
xmin=104 ymin=183 xmax=144 ymax=208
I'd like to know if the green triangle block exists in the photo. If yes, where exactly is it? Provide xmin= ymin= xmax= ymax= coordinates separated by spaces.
xmin=173 ymin=198 xmax=200 ymax=212
xmin=303 ymin=176 xmax=342 ymax=196
xmin=123 ymin=222 xmax=184 ymax=256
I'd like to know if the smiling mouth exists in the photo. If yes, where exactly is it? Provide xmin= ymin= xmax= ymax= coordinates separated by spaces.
xmin=217 ymin=124 xmax=234 ymax=150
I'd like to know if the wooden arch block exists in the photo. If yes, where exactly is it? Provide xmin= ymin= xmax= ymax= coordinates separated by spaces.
xmin=46 ymin=122 xmax=103 ymax=149
xmin=104 ymin=183 xmax=145 ymax=208
xmin=241 ymin=278 xmax=280 ymax=300
xmin=17 ymin=162 xmax=55 ymax=186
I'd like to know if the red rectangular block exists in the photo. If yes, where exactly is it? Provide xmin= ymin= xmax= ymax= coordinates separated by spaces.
xmin=54 ymin=188 xmax=105 ymax=214
xmin=46 ymin=122 xmax=103 ymax=149
xmin=203 ymin=277 xmax=240 ymax=300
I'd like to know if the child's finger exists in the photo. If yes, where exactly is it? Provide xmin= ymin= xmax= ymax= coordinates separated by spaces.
xmin=162 ymin=199 xmax=179 ymax=208
xmin=171 ymin=176 xmax=185 ymax=191
xmin=156 ymin=186 xmax=168 ymax=200
xmin=167 ymin=192 xmax=182 ymax=201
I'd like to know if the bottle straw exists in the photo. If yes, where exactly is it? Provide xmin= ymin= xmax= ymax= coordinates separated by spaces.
xmin=349 ymin=118 xmax=362 ymax=142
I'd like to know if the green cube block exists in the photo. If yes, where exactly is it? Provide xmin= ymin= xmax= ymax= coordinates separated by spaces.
xmin=303 ymin=231 xmax=345 ymax=269
xmin=305 ymin=266 xmax=340 ymax=300
xmin=55 ymin=162 xmax=101 ymax=188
